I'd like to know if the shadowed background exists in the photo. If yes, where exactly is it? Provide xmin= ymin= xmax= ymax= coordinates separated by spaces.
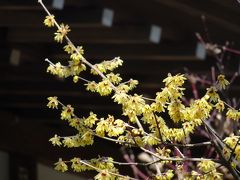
xmin=1 ymin=0 xmax=240 ymax=179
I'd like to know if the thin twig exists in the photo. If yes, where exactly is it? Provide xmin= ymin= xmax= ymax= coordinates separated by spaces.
xmin=164 ymin=141 xmax=211 ymax=147
xmin=140 ymin=147 xmax=220 ymax=163
xmin=228 ymin=137 xmax=240 ymax=162
xmin=204 ymin=125 xmax=240 ymax=179
xmin=79 ymin=159 xmax=138 ymax=180
xmin=121 ymin=147 xmax=148 ymax=179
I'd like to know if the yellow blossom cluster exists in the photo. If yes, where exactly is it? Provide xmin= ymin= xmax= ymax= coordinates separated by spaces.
xmin=43 ymin=15 xmax=87 ymax=83
xmin=54 ymin=23 xmax=70 ymax=43
xmin=54 ymin=158 xmax=68 ymax=172
xmin=40 ymin=4 xmax=236 ymax=179
xmin=184 ymin=160 xmax=223 ymax=179
xmin=156 ymin=147 xmax=172 ymax=164
xmin=95 ymin=115 xmax=126 ymax=137
xmin=223 ymin=134 xmax=240 ymax=162
xmin=44 ymin=15 xmax=55 ymax=27
xmin=61 ymin=105 xmax=74 ymax=120
xmin=217 ymin=74 xmax=230 ymax=90
xmin=71 ymin=158 xmax=91 ymax=172
xmin=54 ymin=157 xmax=119 ymax=179
xmin=90 ymin=57 xmax=123 ymax=75
xmin=155 ymin=170 xmax=174 ymax=180
xmin=46 ymin=60 xmax=86 ymax=79
xmin=226 ymin=108 xmax=240 ymax=121
xmin=47 ymin=96 xmax=58 ymax=109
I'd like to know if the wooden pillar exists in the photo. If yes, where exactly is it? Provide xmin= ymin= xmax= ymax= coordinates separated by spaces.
xmin=0 ymin=151 xmax=9 ymax=180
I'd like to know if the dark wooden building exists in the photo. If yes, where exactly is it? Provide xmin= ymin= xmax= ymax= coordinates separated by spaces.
xmin=1 ymin=0 xmax=240 ymax=179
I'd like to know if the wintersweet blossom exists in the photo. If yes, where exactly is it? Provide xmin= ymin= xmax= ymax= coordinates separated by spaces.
xmin=39 ymin=2 xmax=238 ymax=178
xmin=197 ymin=160 xmax=216 ymax=173
xmin=47 ymin=96 xmax=58 ymax=109
xmin=54 ymin=158 xmax=68 ymax=172
xmin=54 ymin=23 xmax=70 ymax=43
xmin=49 ymin=134 xmax=61 ymax=146
xmin=44 ymin=15 xmax=55 ymax=27
xmin=217 ymin=74 xmax=230 ymax=90
xmin=61 ymin=105 xmax=74 ymax=120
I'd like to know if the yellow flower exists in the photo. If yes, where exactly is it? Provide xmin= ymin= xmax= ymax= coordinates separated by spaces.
xmin=107 ymin=126 xmax=125 ymax=137
xmin=182 ymin=121 xmax=195 ymax=135
xmin=165 ymin=170 xmax=174 ymax=179
xmin=47 ymin=62 xmax=70 ymax=78
xmin=79 ymin=131 xmax=94 ymax=146
xmin=166 ymin=128 xmax=185 ymax=142
xmin=61 ymin=105 xmax=74 ymax=120
xmin=70 ymin=46 xmax=84 ymax=63
xmin=84 ymin=112 xmax=98 ymax=128
xmin=234 ymin=145 xmax=240 ymax=161
xmin=116 ymin=84 xmax=130 ymax=93
xmin=223 ymin=146 xmax=231 ymax=159
xmin=62 ymin=137 xmax=75 ymax=148
xmin=63 ymin=43 xmax=75 ymax=54
xmin=215 ymin=99 xmax=225 ymax=112
xmin=54 ymin=33 xmax=64 ymax=43
xmin=47 ymin=96 xmax=58 ymax=109
xmin=73 ymin=76 xmax=79 ymax=83
xmin=189 ymin=98 xmax=212 ymax=120
xmin=43 ymin=15 xmax=55 ymax=27
xmin=96 ymin=79 xmax=113 ymax=96
xmin=142 ymin=104 xmax=155 ymax=124
xmin=96 ymin=119 xmax=108 ymax=137
xmin=129 ymin=79 xmax=138 ymax=90
xmin=54 ymin=23 xmax=71 ymax=43
xmin=46 ymin=64 xmax=55 ymax=74
xmin=206 ymin=87 xmax=219 ymax=102
xmin=155 ymin=88 xmax=169 ymax=105
xmin=76 ymin=46 xmax=84 ymax=55
xmin=143 ymin=134 xmax=159 ymax=146
xmin=71 ymin=158 xmax=90 ymax=172
xmin=224 ymin=135 xmax=239 ymax=149
xmin=106 ymin=117 xmax=125 ymax=137
xmin=85 ymin=81 xmax=98 ymax=92
xmin=102 ymin=57 xmax=123 ymax=71
xmin=106 ymin=73 xmax=122 ymax=84
xmin=151 ymin=102 xmax=165 ymax=113
xmin=197 ymin=160 xmax=216 ymax=173
xmin=94 ymin=170 xmax=115 ymax=180
xmin=69 ymin=60 xmax=86 ymax=75
xmin=156 ymin=147 xmax=171 ymax=164
xmin=163 ymin=73 xmax=186 ymax=87
xmin=226 ymin=108 xmax=239 ymax=121
xmin=90 ymin=57 xmax=123 ymax=75
xmin=54 ymin=158 xmax=68 ymax=172
xmin=124 ymin=94 xmax=145 ymax=116
xmin=49 ymin=134 xmax=61 ymax=146
xmin=217 ymin=74 xmax=230 ymax=90
xmin=112 ymin=92 xmax=129 ymax=104
xmin=167 ymin=100 xmax=185 ymax=123
xmin=69 ymin=118 xmax=83 ymax=130
xmin=70 ymin=53 xmax=83 ymax=63
xmin=91 ymin=64 xmax=106 ymax=75
xmin=155 ymin=170 xmax=174 ymax=180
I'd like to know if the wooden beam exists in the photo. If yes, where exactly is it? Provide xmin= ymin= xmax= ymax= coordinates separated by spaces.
xmin=206 ymin=0 xmax=240 ymax=15
xmin=0 ymin=59 xmax=216 ymax=82
xmin=154 ymin=0 xmax=240 ymax=34
xmin=0 ymin=8 xmax=101 ymax=27
xmin=1 ymin=43 xmax=198 ymax=63
xmin=0 ymin=0 xmax=97 ymax=9
xmin=7 ymin=25 xmax=149 ymax=44
xmin=49 ymin=43 xmax=196 ymax=60
xmin=100 ymin=0 xmax=240 ymax=42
